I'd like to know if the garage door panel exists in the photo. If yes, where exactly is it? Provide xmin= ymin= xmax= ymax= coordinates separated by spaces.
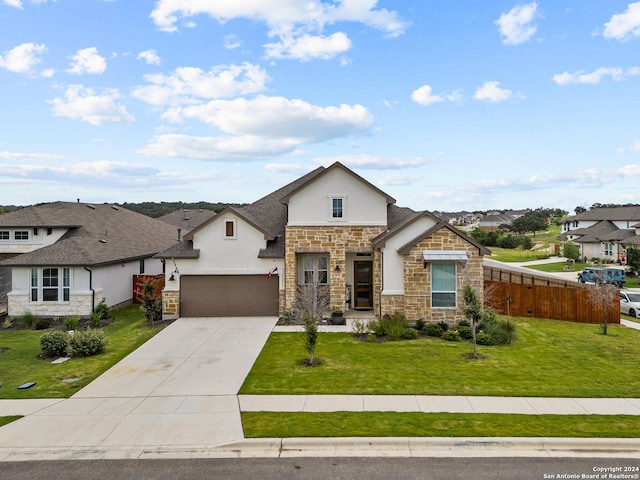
xmin=180 ymin=275 xmax=278 ymax=317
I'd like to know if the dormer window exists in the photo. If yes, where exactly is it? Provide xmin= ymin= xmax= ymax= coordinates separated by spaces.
xmin=224 ymin=219 xmax=236 ymax=239
xmin=330 ymin=196 xmax=346 ymax=220
xmin=15 ymin=231 xmax=29 ymax=240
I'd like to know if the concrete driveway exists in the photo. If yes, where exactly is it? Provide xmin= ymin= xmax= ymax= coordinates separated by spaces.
xmin=0 ymin=317 xmax=277 ymax=456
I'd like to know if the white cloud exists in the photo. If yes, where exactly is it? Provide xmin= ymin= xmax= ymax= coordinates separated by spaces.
xmin=137 ymin=49 xmax=161 ymax=65
xmin=0 ymin=42 xmax=46 ymax=73
xmin=140 ymin=97 xmax=373 ymax=160
xmin=49 ymin=84 xmax=135 ymax=126
xmin=495 ymin=2 xmax=539 ymax=45
xmin=132 ymin=62 xmax=269 ymax=106
xmin=149 ymin=0 xmax=407 ymax=61
xmin=170 ymin=96 xmax=373 ymax=140
xmin=617 ymin=141 xmax=640 ymax=153
xmin=150 ymin=0 xmax=407 ymax=36
xmin=553 ymin=66 xmax=640 ymax=85
xmin=224 ymin=34 xmax=243 ymax=50
xmin=265 ymin=162 xmax=315 ymax=175
xmin=67 ymin=47 xmax=107 ymax=75
xmin=603 ymin=1 xmax=640 ymax=41
xmin=0 ymin=151 xmax=63 ymax=161
xmin=411 ymin=85 xmax=444 ymax=106
xmin=3 ymin=0 xmax=23 ymax=8
xmin=314 ymin=154 xmax=428 ymax=169
xmin=474 ymin=81 xmax=513 ymax=102
xmin=264 ymin=31 xmax=352 ymax=61
xmin=378 ymin=173 xmax=422 ymax=186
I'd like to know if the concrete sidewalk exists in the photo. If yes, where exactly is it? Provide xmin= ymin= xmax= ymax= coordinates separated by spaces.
xmin=1 ymin=315 xmax=640 ymax=461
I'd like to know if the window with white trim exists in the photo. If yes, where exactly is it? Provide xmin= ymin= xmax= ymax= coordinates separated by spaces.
xmin=0 ymin=231 xmax=8 ymax=240
xmin=604 ymin=242 xmax=613 ymax=256
xmin=300 ymin=255 xmax=329 ymax=285
xmin=15 ymin=231 xmax=29 ymax=240
xmin=30 ymin=267 xmax=71 ymax=302
xmin=329 ymin=196 xmax=346 ymax=220
xmin=431 ymin=263 xmax=457 ymax=308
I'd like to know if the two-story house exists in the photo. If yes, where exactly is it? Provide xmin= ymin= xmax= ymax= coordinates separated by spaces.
xmin=0 ymin=202 xmax=178 ymax=318
xmin=559 ymin=206 xmax=640 ymax=261
xmin=158 ymin=162 xmax=490 ymax=322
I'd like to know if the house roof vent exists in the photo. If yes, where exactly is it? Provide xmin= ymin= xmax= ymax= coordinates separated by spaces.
xmin=87 ymin=204 xmax=96 ymax=210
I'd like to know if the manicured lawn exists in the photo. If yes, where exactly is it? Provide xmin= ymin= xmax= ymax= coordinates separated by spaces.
xmin=487 ymin=247 xmax=551 ymax=263
xmin=240 ymin=318 xmax=640 ymax=397
xmin=0 ymin=306 xmax=163 ymax=399
xmin=525 ymin=261 xmax=587 ymax=273
xmin=0 ymin=416 xmax=22 ymax=428
xmin=242 ymin=412 xmax=640 ymax=438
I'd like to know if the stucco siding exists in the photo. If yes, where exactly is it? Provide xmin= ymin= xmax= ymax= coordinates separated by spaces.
xmin=287 ymin=168 xmax=388 ymax=226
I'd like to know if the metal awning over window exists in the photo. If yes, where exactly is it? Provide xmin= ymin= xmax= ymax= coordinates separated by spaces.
xmin=422 ymin=250 xmax=468 ymax=263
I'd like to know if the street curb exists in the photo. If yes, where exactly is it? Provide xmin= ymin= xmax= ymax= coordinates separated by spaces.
xmin=2 ymin=437 xmax=639 ymax=462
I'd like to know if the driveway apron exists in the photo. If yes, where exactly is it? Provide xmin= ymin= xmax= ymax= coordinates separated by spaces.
xmin=0 ymin=317 xmax=277 ymax=452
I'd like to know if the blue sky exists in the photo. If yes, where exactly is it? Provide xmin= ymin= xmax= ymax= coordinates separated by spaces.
xmin=1 ymin=1 xmax=640 ymax=213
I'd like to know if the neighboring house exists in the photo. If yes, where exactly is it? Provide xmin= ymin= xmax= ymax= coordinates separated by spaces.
xmin=157 ymin=162 xmax=490 ymax=322
xmin=559 ymin=206 xmax=640 ymax=261
xmin=0 ymin=202 xmax=178 ymax=318
xmin=158 ymin=209 xmax=217 ymax=235
xmin=477 ymin=211 xmax=525 ymax=231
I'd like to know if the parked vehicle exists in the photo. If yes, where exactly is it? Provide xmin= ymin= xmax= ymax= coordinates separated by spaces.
xmin=577 ymin=267 xmax=625 ymax=288
xmin=620 ymin=290 xmax=640 ymax=318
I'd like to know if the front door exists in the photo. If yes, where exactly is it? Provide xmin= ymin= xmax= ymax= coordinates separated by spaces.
xmin=354 ymin=261 xmax=373 ymax=309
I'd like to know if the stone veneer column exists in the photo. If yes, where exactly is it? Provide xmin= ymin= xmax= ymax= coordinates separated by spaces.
xmin=162 ymin=290 xmax=180 ymax=319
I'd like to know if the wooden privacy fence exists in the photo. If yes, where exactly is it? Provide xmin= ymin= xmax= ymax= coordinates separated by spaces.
xmin=133 ymin=274 xmax=164 ymax=305
xmin=484 ymin=266 xmax=619 ymax=324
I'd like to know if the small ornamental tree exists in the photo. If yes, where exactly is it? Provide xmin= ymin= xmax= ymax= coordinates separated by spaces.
xmin=563 ymin=241 xmax=581 ymax=261
xmin=463 ymin=285 xmax=483 ymax=359
xmin=587 ymin=283 xmax=618 ymax=336
xmin=135 ymin=276 xmax=162 ymax=326
xmin=294 ymin=283 xmax=329 ymax=366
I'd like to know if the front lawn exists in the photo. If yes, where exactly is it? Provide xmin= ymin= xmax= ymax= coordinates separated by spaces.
xmin=240 ymin=318 xmax=640 ymax=398
xmin=242 ymin=412 xmax=640 ymax=438
xmin=0 ymin=416 xmax=21 ymax=428
xmin=0 ymin=306 xmax=164 ymax=399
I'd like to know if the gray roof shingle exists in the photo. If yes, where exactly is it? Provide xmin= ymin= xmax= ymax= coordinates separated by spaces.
xmin=0 ymin=202 xmax=179 ymax=267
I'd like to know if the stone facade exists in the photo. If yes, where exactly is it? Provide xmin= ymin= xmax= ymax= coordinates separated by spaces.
xmin=396 ymin=228 xmax=484 ymax=323
xmin=162 ymin=289 xmax=180 ymax=319
xmin=284 ymin=225 xmax=386 ymax=312
xmin=8 ymin=290 xmax=105 ymax=318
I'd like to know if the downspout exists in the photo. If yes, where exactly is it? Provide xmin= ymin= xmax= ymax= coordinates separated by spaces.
xmin=378 ymin=248 xmax=384 ymax=318
xmin=83 ymin=266 xmax=95 ymax=313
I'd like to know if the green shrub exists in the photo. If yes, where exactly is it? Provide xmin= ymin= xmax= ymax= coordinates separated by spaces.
xmin=367 ymin=320 xmax=385 ymax=337
xmin=425 ymin=323 xmax=444 ymax=337
xmin=437 ymin=321 xmax=449 ymax=332
xmin=415 ymin=318 xmax=426 ymax=331
xmin=35 ymin=318 xmax=51 ymax=330
xmin=442 ymin=329 xmax=461 ymax=342
xmin=20 ymin=311 xmax=37 ymax=329
xmin=401 ymin=328 xmax=419 ymax=340
xmin=93 ymin=302 xmax=110 ymax=320
xmin=366 ymin=333 xmax=377 ymax=343
xmin=2 ymin=317 xmax=13 ymax=329
xmin=457 ymin=325 xmax=473 ymax=340
xmin=90 ymin=312 xmax=102 ymax=328
xmin=64 ymin=316 xmax=80 ymax=331
xmin=458 ymin=319 xmax=471 ymax=328
xmin=351 ymin=319 xmax=368 ymax=336
xmin=488 ymin=318 xmax=517 ymax=345
xmin=68 ymin=329 xmax=107 ymax=357
xmin=476 ymin=331 xmax=495 ymax=346
xmin=40 ymin=331 xmax=69 ymax=358
xmin=385 ymin=323 xmax=405 ymax=341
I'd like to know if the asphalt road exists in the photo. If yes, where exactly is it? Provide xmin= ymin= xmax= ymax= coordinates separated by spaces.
xmin=1 ymin=457 xmax=638 ymax=480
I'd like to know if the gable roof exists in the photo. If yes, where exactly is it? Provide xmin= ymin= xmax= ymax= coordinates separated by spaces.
xmin=371 ymin=209 xmax=440 ymax=248
xmin=278 ymin=162 xmax=396 ymax=205
xmin=158 ymin=209 xmax=216 ymax=234
xmin=565 ymin=206 xmax=640 ymax=223
xmin=567 ymin=220 xmax=636 ymax=244
xmin=0 ymin=202 xmax=178 ymax=267
xmin=396 ymin=221 xmax=491 ymax=256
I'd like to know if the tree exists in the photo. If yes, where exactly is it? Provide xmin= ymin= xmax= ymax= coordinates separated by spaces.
xmin=626 ymin=247 xmax=640 ymax=274
xmin=509 ymin=211 xmax=548 ymax=237
xmin=135 ymin=276 xmax=162 ymax=326
xmin=586 ymin=284 xmax=618 ymax=336
xmin=294 ymin=283 xmax=329 ymax=366
xmin=574 ymin=206 xmax=587 ymax=214
xmin=562 ymin=241 xmax=580 ymax=261
xmin=463 ymin=285 xmax=483 ymax=359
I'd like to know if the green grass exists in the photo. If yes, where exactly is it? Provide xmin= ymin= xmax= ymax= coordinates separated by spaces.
xmin=240 ymin=318 xmax=640 ymax=397
xmin=0 ymin=306 xmax=162 ymax=399
xmin=487 ymin=247 xmax=551 ymax=263
xmin=242 ymin=412 xmax=640 ymax=438
xmin=525 ymin=262 xmax=588 ymax=273
xmin=0 ymin=416 xmax=22 ymax=428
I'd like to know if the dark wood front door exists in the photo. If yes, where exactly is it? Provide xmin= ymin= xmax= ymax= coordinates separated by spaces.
xmin=354 ymin=261 xmax=373 ymax=309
